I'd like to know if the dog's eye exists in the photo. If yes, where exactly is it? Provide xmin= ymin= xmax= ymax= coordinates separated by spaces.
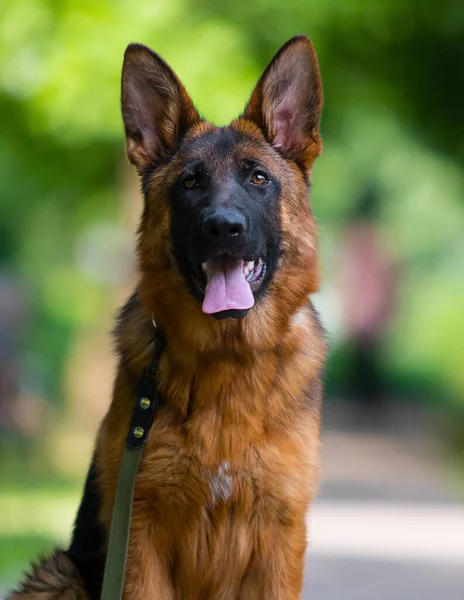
xmin=183 ymin=177 xmax=198 ymax=189
xmin=251 ymin=171 xmax=268 ymax=185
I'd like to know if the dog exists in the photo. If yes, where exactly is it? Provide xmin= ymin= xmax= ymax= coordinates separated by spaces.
xmin=9 ymin=34 xmax=327 ymax=600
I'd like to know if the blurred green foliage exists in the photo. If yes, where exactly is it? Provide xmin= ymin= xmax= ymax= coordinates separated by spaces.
xmin=0 ymin=0 xmax=463 ymax=407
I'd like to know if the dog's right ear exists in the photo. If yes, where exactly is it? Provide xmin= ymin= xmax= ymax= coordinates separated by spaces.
xmin=121 ymin=44 xmax=200 ymax=172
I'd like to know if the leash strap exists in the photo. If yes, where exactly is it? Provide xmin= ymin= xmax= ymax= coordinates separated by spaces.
xmin=100 ymin=333 xmax=163 ymax=600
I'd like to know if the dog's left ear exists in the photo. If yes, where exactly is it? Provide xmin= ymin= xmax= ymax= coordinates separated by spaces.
xmin=121 ymin=43 xmax=200 ymax=173
xmin=243 ymin=35 xmax=323 ymax=172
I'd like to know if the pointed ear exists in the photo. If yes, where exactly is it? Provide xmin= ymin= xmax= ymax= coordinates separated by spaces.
xmin=243 ymin=35 xmax=323 ymax=171
xmin=121 ymin=44 xmax=200 ymax=172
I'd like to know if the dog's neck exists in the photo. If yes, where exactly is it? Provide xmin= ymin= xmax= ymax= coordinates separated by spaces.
xmin=115 ymin=290 xmax=320 ymax=379
xmin=114 ymin=291 xmax=325 ymax=458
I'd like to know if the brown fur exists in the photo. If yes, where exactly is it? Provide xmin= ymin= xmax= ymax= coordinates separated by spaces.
xmin=12 ymin=35 xmax=327 ymax=600
xmin=8 ymin=551 xmax=87 ymax=600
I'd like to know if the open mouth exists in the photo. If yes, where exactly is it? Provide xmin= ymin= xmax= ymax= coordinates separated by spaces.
xmin=192 ymin=256 xmax=266 ymax=315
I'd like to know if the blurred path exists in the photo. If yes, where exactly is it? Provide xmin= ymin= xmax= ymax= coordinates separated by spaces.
xmin=303 ymin=400 xmax=464 ymax=599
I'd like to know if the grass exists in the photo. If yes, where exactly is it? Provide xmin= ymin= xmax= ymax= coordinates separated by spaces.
xmin=0 ymin=476 xmax=81 ymax=593
xmin=0 ymin=535 xmax=58 ymax=593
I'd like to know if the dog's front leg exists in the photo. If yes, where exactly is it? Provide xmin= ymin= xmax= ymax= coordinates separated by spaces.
xmin=237 ymin=513 xmax=307 ymax=600
xmin=122 ymin=516 xmax=175 ymax=600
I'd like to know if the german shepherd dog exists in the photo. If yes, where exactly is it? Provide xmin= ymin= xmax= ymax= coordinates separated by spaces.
xmin=9 ymin=35 xmax=327 ymax=600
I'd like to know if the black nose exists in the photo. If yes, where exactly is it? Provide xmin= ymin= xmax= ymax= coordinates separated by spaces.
xmin=202 ymin=209 xmax=247 ymax=242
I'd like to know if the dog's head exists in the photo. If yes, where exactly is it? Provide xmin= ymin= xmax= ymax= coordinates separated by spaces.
xmin=121 ymin=36 xmax=323 ymax=350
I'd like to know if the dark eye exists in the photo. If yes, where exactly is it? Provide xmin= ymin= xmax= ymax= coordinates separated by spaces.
xmin=183 ymin=177 xmax=198 ymax=189
xmin=251 ymin=171 xmax=268 ymax=185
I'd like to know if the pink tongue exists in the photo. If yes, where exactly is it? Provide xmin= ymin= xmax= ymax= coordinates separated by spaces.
xmin=202 ymin=256 xmax=254 ymax=314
